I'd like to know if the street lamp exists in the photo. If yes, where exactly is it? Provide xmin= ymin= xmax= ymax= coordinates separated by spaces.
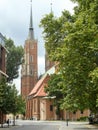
xmin=66 ymin=110 xmax=69 ymax=126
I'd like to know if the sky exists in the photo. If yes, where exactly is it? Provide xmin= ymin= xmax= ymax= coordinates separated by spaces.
xmin=0 ymin=0 xmax=76 ymax=92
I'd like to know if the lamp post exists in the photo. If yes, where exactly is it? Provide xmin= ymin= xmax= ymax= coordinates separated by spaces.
xmin=66 ymin=110 xmax=69 ymax=126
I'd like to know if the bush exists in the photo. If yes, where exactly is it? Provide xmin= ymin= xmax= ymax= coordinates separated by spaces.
xmin=77 ymin=116 xmax=88 ymax=121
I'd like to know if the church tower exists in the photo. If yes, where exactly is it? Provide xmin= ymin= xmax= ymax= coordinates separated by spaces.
xmin=21 ymin=0 xmax=38 ymax=99
xmin=45 ymin=3 xmax=55 ymax=72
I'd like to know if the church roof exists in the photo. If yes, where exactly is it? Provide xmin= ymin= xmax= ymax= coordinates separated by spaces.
xmin=28 ymin=65 xmax=56 ymax=97
xmin=28 ymin=74 xmax=48 ymax=96
xmin=33 ymin=83 xmax=47 ymax=97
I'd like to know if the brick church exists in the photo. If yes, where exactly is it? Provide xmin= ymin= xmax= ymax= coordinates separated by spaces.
xmin=21 ymin=1 xmax=90 ymax=120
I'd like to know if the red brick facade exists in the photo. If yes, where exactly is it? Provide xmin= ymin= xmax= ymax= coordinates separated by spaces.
xmin=26 ymin=74 xmax=50 ymax=119
xmin=0 ymin=46 xmax=6 ymax=72
xmin=21 ymin=39 xmax=38 ymax=99
xmin=21 ymin=1 xmax=38 ymax=100
xmin=0 ymin=33 xmax=8 ymax=124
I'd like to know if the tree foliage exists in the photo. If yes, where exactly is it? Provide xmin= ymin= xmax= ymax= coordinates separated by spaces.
xmin=0 ymin=77 xmax=9 ymax=114
xmin=40 ymin=0 xmax=98 ymax=114
xmin=45 ymin=74 xmax=64 ymax=118
xmin=0 ymin=77 xmax=25 ymax=125
xmin=40 ymin=11 xmax=73 ymax=60
xmin=5 ymin=38 xmax=24 ymax=82
xmin=45 ymin=74 xmax=64 ymax=103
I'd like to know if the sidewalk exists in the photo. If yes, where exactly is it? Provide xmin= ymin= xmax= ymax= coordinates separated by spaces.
xmin=60 ymin=121 xmax=98 ymax=130
xmin=0 ymin=121 xmax=98 ymax=130
xmin=0 ymin=123 xmax=18 ymax=130
xmin=86 ymin=124 xmax=98 ymax=129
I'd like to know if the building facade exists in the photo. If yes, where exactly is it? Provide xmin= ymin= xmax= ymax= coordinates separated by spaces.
xmin=0 ymin=33 xmax=8 ymax=124
xmin=26 ymin=74 xmax=50 ymax=119
xmin=0 ymin=33 xmax=8 ymax=79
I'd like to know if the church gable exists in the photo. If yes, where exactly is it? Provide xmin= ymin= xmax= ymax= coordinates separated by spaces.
xmin=28 ymin=74 xmax=50 ymax=97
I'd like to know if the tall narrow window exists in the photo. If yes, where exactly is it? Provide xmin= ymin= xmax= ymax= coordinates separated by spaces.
xmin=50 ymin=105 xmax=53 ymax=111
xmin=30 ymin=55 xmax=33 ymax=63
xmin=30 ymin=65 xmax=33 ymax=75
xmin=34 ymin=100 xmax=36 ymax=112
xmin=27 ymin=53 xmax=29 ymax=64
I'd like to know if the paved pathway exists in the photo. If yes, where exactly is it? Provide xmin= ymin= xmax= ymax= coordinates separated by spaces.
xmin=0 ymin=121 xmax=98 ymax=130
xmin=60 ymin=121 xmax=98 ymax=130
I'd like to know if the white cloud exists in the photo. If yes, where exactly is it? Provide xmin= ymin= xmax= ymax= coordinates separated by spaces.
xmin=0 ymin=0 xmax=76 ymax=91
xmin=13 ymin=78 xmax=21 ymax=94
xmin=38 ymin=56 xmax=45 ymax=75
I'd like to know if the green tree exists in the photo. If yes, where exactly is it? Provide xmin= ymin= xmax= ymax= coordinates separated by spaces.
xmin=6 ymin=84 xmax=25 ymax=125
xmin=45 ymin=74 xmax=64 ymax=118
xmin=0 ymin=77 xmax=25 ymax=126
xmin=0 ymin=77 xmax=8 ymax=126
xmin=40 ymin=0 xmax=98 ymax=114
xmin=5 ymin=38 xmax=24 ymax=82
xmin=40 ymin=11 xmax=73 ymax=61
xmin=60 ymin=0 xmax=98 ymax=113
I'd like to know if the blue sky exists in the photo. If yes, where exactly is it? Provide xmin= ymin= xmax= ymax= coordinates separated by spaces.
xmin=0 ymin=0 xmax=76 ymax=92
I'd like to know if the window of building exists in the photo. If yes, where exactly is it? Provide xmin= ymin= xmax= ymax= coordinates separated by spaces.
xmin=34 ymin=100 xmax=36 ymax=112
xmin=30 ymin=65 xmax=33 ymax=75
xmin=27 ymin=53 xmax=29 ymax=64
xmin=30 ymin=69 xmax=33 ymax=75
xmin=73 ymin=111 xmax=76 ymax=114
xmin=50 ymin=105 xmax=53 ymax=111
xmin=30 ymin=55 xmax=33 ymax=63
xmin=81 ymin=110 xmax=83 ymax=114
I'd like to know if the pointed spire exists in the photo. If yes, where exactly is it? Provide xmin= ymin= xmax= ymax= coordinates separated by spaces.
xmin=28 ymin=0 xmax=34 ymax=40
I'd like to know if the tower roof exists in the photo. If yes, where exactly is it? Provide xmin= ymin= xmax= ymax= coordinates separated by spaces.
xmin=28 ymin=0 xmax=34 ymax=40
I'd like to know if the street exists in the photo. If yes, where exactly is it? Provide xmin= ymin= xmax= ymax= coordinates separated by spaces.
xmin=10 ymin=125 xmax=59 ymax=130
xmin=0 ymin=120 xmax=98 ymax=130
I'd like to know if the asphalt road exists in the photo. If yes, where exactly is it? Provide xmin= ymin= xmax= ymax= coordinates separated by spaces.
xmin=0 ymin=120 xmax=98 ymax=130
xmin=11 ymin=125 xmax=59 ymax=130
